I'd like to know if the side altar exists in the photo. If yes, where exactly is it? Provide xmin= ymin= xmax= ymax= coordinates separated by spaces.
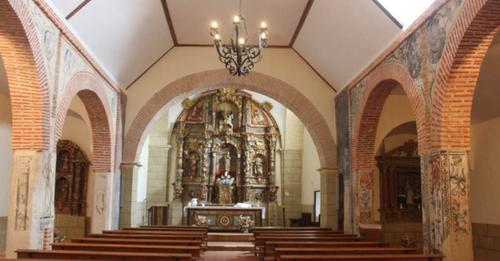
xmin=186 ymin=206 xmax=263 ymax=231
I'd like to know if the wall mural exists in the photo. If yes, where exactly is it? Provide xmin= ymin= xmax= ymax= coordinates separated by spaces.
xmin=55 ymin=140 xmax=89 ymax=216
xmin=172 ymin=89 xmax=280 ymax=206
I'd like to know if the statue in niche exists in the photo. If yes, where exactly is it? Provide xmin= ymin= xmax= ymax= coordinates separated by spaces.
xmin=219 ymin=110 xmax=234 ymax=133
xmin=223 ymin=153 xmax=231 ymax=174
xmin=187 ymin=153 xmax=199 ymax=180
xmin=217 ymin=167 xmax=235 ymax=204
xmin=252 ymin=107 xmax=266 ymax=125
xmin=55 ymin=178 xmax=69 ymax=210
xmin=253 ymin=157 xmax=264 ymax=177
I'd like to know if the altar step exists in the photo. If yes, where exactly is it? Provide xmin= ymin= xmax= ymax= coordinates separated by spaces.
xmin=207 ymin=241 xmax=254 ymax=251
xmin=207 ymin=232 xmax=254 ymax=242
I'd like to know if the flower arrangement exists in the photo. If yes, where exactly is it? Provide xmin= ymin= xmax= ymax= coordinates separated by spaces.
xmin=239 ymin=215 xmax=255 ymax=233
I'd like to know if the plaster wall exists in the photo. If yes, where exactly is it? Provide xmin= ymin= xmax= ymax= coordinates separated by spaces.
xmin=125 ymin=47 xmax=336 ymax=147
xmin=301 ymin=129 xmax=320 ymax=210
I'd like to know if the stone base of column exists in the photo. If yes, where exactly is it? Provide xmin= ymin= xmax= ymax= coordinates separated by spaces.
xmin=5 ymin=150 xmax=56 ymax=258
xmin=168 ymin=200 xmax=183 ymax=225
xmin=319 ymin=168 xmax=339 ymax=230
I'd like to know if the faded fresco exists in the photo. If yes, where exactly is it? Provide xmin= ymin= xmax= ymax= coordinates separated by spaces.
xmin=336 ymin=0 xmax=469 ymax=253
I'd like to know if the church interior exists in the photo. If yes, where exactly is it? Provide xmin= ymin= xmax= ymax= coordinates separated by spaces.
xmin=1 ymin=0 xmax=499 ymax=260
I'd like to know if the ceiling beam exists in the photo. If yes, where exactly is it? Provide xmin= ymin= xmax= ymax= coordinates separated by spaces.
xmin=161 ymin=0 xmax=178 ymax=45
xmin=289 ymin=0 xmax=314 ymax=47
xmin=293 ymin=49 xmax=337 ymax=93
xmin=66 ymin=0 xmax=92 ymax=20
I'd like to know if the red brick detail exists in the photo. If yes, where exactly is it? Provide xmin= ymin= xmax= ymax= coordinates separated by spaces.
xmin=0 ymin=1 xmax=50 ymax=150
xmin=123 ymin=69 xmax=337 ymax=168
xmin=432 ymin=0 xmax=500 ymax=150
xmin=352 ymin=63 xmax=424 ymax=223
xmin=55 ymin=72 xmax=113 ymax=173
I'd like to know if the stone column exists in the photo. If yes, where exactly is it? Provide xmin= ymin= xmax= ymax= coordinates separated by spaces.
xmin=90 ymin=172 xmax=114 ymax=233
xmin=319 ymin=168 xmax=339 ymax=230
xmin=119 ymin=162 xmax=142 ymax=228
xmin=146 ymin=145 xmax=170 ymax=208
xmin=282 ymin=149 xmax=303 ymax=225
xmin=5 ymin=150 xmax=56 ymax=258
xmin=422 ymin=151 xmax=473 ymax=261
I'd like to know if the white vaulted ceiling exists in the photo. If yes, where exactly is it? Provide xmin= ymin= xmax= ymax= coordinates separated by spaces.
xmin=45 ymin=0 xmax=403 ymax=91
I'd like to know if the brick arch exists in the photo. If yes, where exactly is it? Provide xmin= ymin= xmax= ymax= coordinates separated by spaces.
xmin=55 ymin=72 xmax=113 ymax=173
xmin=124 ymin=69 xmax=336 ymax=169
xmin=352 ymin=63 xmax=424 ymax=223
xmin=0 ymin=0 xmax=50 ymax=150
xmin=432 ymin=0 xmax=500 ymax=150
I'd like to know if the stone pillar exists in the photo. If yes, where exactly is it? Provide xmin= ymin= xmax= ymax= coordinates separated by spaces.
xmin=146 ymin=145 xmax=170 ymax=208
xmin=319 ymin=168 xmax=339 ymax=230
xmin=90 ymin=172 xmax=114 ymax=233
xmin=5 ymin=150 xmax=56 ymax=258
xmin=343 ymin=173 xmax=354 ymax=233
xmin=119 ymin=162 xmax=142 ymax=228
xmin=282 ymin=149 xmax=303 ymax=225
xmin=422 ymin=151 xmax=473 ymax=261
xmin=168 ymin=199 xmax=183 ymax=225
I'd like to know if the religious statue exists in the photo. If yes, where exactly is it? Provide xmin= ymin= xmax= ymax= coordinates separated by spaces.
xmin=223 ymin=153 xmax=231 ymax=174
xmin=187 ymin=153 xmax=199 ymax=180
xmin=217 ymin=171 xmax=235 ymax=204
xmin=224 ymin=111 xmax=234 ymax=129
xmin=253 ymin=157 xmax=264 ymax=177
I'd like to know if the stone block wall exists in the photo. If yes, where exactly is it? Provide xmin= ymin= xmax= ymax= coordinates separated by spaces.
xmin=54 ymin=215 xmax=85 ymax=241
xmin=473 ymin=223 xmax=500 ymax=261
xmin=0 ymin=217 xmax=6 ymax=255
xmin=282 ymin=150 xmax=302 ymax=225
xmin=146 ymin=145 xmax=169 ymax=208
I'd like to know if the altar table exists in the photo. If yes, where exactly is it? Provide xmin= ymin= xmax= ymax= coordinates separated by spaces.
xmin=186 ymin=206 xmax=264 ymax=231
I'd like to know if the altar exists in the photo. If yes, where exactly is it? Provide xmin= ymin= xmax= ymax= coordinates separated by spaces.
xmin=186 ymin=206 xmax=264 ymax=231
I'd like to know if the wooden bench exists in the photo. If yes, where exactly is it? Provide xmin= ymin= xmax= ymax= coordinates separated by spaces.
xmin=277 ymin=253 xmax=444 ymax=260
xmin=263 ymin=241 xmax=388 ymax=257
xmin=104 ymin=229 xmax=205 ymax=235
xmin=16 ymin=249 xmax=192 ymax=260
xmin=274 ymin=247 xmax=417 ymax=259
xmin=52 ymin=242 xmax=201 ymax=257
xmin=72 ymin=237 xmax=202 ymax=246
xmin=126 ymin=226 xmax=209 ymax=232
xmin=88 ymin=233 xmax=205 ymax=241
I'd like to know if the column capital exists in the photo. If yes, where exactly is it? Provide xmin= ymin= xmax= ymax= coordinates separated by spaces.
xmin=120 ymin=162 xmax=142 ymax=168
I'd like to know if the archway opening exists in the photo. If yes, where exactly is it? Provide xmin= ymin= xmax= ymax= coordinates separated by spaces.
xmin=54 ymin=96 xmax=93 ymax=242
xmin=0 ymin=55 xmax=12 ymax=256
xmin=470 ymin=29 xmax=500 ymax=261
xmin=123 ymin=88 xmax=323 ymax=229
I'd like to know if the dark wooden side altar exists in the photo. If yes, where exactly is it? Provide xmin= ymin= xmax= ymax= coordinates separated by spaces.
xmin=376 ymin=139 xmax=422 ymax=222
xmin=171 ymin=89 xmax=280 ymax=210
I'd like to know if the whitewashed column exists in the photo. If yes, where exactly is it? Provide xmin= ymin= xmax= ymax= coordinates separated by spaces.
xmin=119 ymin=162 xmax=142 ymax=228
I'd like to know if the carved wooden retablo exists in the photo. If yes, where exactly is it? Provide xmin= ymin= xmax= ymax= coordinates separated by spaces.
xmin=172 ymin=88 xmax=280 ymax=206
xmin=55 ymin=140 xmax=90 ymax=216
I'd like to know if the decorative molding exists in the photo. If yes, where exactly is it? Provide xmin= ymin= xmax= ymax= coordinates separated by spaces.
xmin=161 ymin=0 xmax=178 ymax=45
xmin=289 ymin=0 xmax=314 ymax=47
xmin=65 ymin=0 xmax=91 ymax=20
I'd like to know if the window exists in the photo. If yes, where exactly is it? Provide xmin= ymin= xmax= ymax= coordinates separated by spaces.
xmin=375 ymin=0 xmax=437 ymax=29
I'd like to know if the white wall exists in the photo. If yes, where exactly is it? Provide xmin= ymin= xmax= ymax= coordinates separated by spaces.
xmin=125 ymin=47 xmax=336 ymax=146
xmin=0 ymin=92 xmax=12 ymax=217
xmin=301 ymin=129 xmax=320 ymax=205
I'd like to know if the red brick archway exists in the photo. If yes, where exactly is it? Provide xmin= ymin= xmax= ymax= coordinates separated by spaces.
xmin=123 ymin=69 xmax=337 ymax=169
xmin=352 ymin=63 xmax=424 ymax=223
xmin=432 ymin=0 xmax=500 ymax=150
xmin=0 ymin=0 xmax=50 ymax=150
xmin=55 ymin=72 xmax=113 ymax=173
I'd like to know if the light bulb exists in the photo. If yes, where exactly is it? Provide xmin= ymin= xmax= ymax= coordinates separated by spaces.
xmin=233 ymin=15 xmax=241 ymax=23
xmin=260 ymin=32 xmax=267 ymax=39
xmin=238 ymin=37 xmax=245 ymax=45
xmin=214 ymin=34 xmax=221 ymax=40
xmin=211 ymin=21 xmax=218 ymax=29
xmin=260 ymin=21 xmax=267 ymax=29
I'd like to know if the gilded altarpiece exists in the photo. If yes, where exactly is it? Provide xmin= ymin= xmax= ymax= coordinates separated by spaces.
xmin=172 ymin=89 xmax=280 ymax=208
xmin=55 ymin=140 xmax=90 ymax=216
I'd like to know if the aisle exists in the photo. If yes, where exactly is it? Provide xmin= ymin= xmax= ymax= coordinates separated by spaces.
xmin=201 ymin=251 xmax=258 ymax=261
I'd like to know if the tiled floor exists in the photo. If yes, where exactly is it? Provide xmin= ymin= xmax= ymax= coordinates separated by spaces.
xmin=201 ymin=251 xmax=258 ymax=261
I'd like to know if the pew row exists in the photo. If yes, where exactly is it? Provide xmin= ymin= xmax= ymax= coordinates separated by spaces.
xmin=263 ymin=241 xmax=388 ymax=257
xmin=72 ymin=237 xmax=203 ymax=246
xmin=277 ymin=254 xmax=444 ymax=261
xmin=52 ymin=242 xmax=201 ymax=257
xmin=16 ymin=249 xmax=192 ymax=260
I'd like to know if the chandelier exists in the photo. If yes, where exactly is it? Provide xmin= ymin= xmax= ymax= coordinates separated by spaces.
xmin=209 ymin=0 xmax=269 ymax=76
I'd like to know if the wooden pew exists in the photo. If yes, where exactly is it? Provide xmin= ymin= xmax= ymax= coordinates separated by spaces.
xmin=255 ymin=235 xmax=365 ymax=252
xmin=277 ymin=253 xmax=444 ymax=260
xmin=103 ymin=230 xmax=205 ymax=235
xmin=72 ymin=237 xmax=202 ymax=246
xmin=16 ymin=249 xmax=192 ymax=260
xmin=126 ymin=226 xmax=209 ymax=232
xmin=52 ymin=242 xmax=201 ymax=257
xmin=263 ymin=241 xmax=388 ymax=257
xmin=274 ymin=247 xmax=417 ymax=259
xmin=88 ymin=233 xmax=205 ymax=241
